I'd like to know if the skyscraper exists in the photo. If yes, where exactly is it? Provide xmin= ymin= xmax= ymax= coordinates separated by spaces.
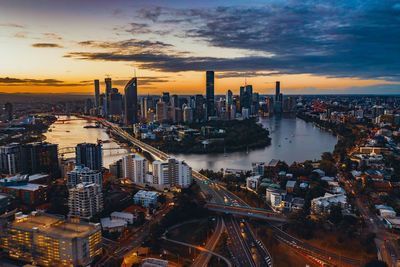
xmin=94 ymin=79 xmax=100 ymax=108
xmin=226 ymin=90 xmax=233 ymax=105
xmin=75 ymin=143 xmax=102 ymax=171
xmin=140 ymin=97 xmax=148 ymax=119
xmin=156 ymin=99 xmax=167 ymax=122
xmin=105 ymin=78 xmax=112 ymax=96
xmin=206 ymin=71 xmax=215 ymax=118
xmin=104 ymin=78 xmax=112 ymax=116
xmin=124 ymin=77 xmax=138 ymax=125
xmin=109 ymin=88 xmax=122 ymax=115
xmin=274 ymin=81 xmax=282 ymax=114
xmin=275 ymin=81 xmax=280 ymax=101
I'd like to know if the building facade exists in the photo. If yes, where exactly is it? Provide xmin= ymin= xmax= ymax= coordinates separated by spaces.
xmin=1 ymin=211 xmax=102 ymax=267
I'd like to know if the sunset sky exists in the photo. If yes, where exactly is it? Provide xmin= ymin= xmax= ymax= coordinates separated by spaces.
xmin=1 ymin=0 xmax=399 ymax=95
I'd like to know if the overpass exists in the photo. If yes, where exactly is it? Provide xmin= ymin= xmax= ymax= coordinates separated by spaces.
xmin=58 ymin=146 xmax=128 ymax=156
xmin=206 ymin=202 xmax=287 ymax=222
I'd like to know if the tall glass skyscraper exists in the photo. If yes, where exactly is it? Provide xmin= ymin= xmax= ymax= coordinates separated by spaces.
xmin=124 ymin=77 xmax=138 ymax=125
xmin=94 ymin=79 xmax=100 ymax=108
xmin=206 ymin=71 xmax=215 ymax=118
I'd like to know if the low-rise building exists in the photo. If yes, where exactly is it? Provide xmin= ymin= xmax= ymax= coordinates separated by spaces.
xmin=134 ymin=190 xmax=158 ymax=208
xmin=266 ymin=187 xmax=287 ymax=210
xmin=1 ymin=211 xmax=102 ymax=267
xmin=311 ymin=193 xmax=348 ymax=214
xmin=110 ymin=211 xmax=135 ymax=224
xmin=100 ymin=217 xmax=127 ymax=232
xmin=286 ymin=180 xmax=296 ymax=193
xmin=375 ymin=205 xmax=396 ymax=217
xmin=246 ymin=175 xmax=260 ymax=190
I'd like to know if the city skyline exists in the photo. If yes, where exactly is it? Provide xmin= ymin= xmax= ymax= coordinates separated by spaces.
xmin=1 ymin=0 xmax=400 ymax=95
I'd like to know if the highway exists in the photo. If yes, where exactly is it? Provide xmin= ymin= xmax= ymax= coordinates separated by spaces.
xmin=206 ymin=202 xmax=287 ymax=222
xmin=192 ymin=217 xmax=227 ymax=267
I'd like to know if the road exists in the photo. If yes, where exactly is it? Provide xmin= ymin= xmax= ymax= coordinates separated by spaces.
xmin=206 ymin=202 xmax=287 ymax=222
xmin=192 ymin=217 xmax=226 ymax=267
xmin=340 ymin=175 xmax=400 ymax=267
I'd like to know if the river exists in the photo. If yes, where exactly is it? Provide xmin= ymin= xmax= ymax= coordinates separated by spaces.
xmin=44 ymin=116 xmax=130 ymax=168
xmin=170 ymin=116 xmax=338 ymax=171
xmin=44 ymin=115 xmax=338 ymax=171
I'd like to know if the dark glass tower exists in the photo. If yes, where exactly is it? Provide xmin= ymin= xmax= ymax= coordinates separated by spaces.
xmin=206 ymin=71 xmax=215 ymax=118
xmin=75 ymin=143 xmax=102 ymax=171
xmin=275 ymin=81 xmax=280 ymax=101
xmin=94 ymin=79 xmax=100 ymax=108
xmin=124 ymin=77 xmax=138 ymax=125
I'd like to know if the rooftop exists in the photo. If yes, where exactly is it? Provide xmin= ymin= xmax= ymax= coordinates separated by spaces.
xmin=134 ymin=190 xmax=159 ymax=199
xmin=4 ymin=183 xmax=47 ymax=191
xmin=286 ymin=180 xmax=296 ymax=188
xmin=10 ymin=212 xmax=99 ymax=239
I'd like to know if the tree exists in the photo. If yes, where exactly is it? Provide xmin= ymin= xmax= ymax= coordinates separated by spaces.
xmin=328 ymin=205 xmax=343 ymax=224
xmin=365 ymin=260 xmax=388 ymax=267
xmin=158 ymin=194 xmax=166 ymax=205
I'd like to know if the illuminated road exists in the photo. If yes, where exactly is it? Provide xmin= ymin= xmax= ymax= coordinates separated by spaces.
xmin=206 ymin=202 xmax=287 ymax=222
xmin=192 ymin=217 xmax=226 ymax=267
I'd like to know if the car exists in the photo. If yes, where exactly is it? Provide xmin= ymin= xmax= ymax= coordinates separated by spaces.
xmin=291 ymin=240 xmax=297 ymax=245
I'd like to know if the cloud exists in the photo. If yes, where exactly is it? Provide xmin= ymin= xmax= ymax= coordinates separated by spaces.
xmin=120 ymin=1 xmax=399 ymax=81
xmin=0 ymin=77 xmax=89 ymax=87
xmin=0 ymin=23 xmax=25 ymax=28
xmin=77 ymin=38 xmax=172 ymax=50
xmin=81 ymin=76 xmax=171 ymax=87
xmin=14 ymin=31 xmax=29 ymax=38
xmin=32 ymin=43 xmax=63 ymax=48
xmin=41 ymin=33 xmax=63 ymax=40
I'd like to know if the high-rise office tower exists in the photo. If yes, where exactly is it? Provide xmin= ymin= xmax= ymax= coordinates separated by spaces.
xmin=140 ymin=97 xmax=148 ymax=119
xmin=275 ymin=81 xmax=280 ymax=101
xmin=194 ymin=94 xmax=205 ymax=122
xmin=156 ymin=100 xmax=167 ymax=122
xmin=206 ymin=71 xmax=215 ymax=118
xmin=183 ymin=106 xmax=193 ymax=123
xmin=94 ymin=79 xmax=100 ymax=108
xmin=104 ymin=78 xmax=112 ymax=116
xmin=109 ymin=88 xmax=122 ymax=115
xmin=226 ymin=90 xmax=233 ymax=105
xmin=171 ymin=94 xmax=179 ymax=108
xmin=105 ymin=78 xmax=112 ymax=96
xmin=124 ymin=77 xmax=138 ymax=125
xmin=274 ymin=81 xmax=282 ymax=114
xmin=75 ymin=143 xmax=102 ymax=171
xmin=162 ymin=92 xmax=170 ymax=104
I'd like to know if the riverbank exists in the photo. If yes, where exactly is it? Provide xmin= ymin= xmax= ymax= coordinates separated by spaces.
xmin=145 ymin=119 xmax=271 ymax=154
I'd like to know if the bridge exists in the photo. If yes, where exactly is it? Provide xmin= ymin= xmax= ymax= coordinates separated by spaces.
xmin=58 ymin=146 xmax=128 ymax=156
xmin=206 ymin=202 xmax=287 ymax=222
xmin=54 ymin=118 xmax=105 ymax=123
xmin=99 ymin=120 xmax=168 ymax=161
